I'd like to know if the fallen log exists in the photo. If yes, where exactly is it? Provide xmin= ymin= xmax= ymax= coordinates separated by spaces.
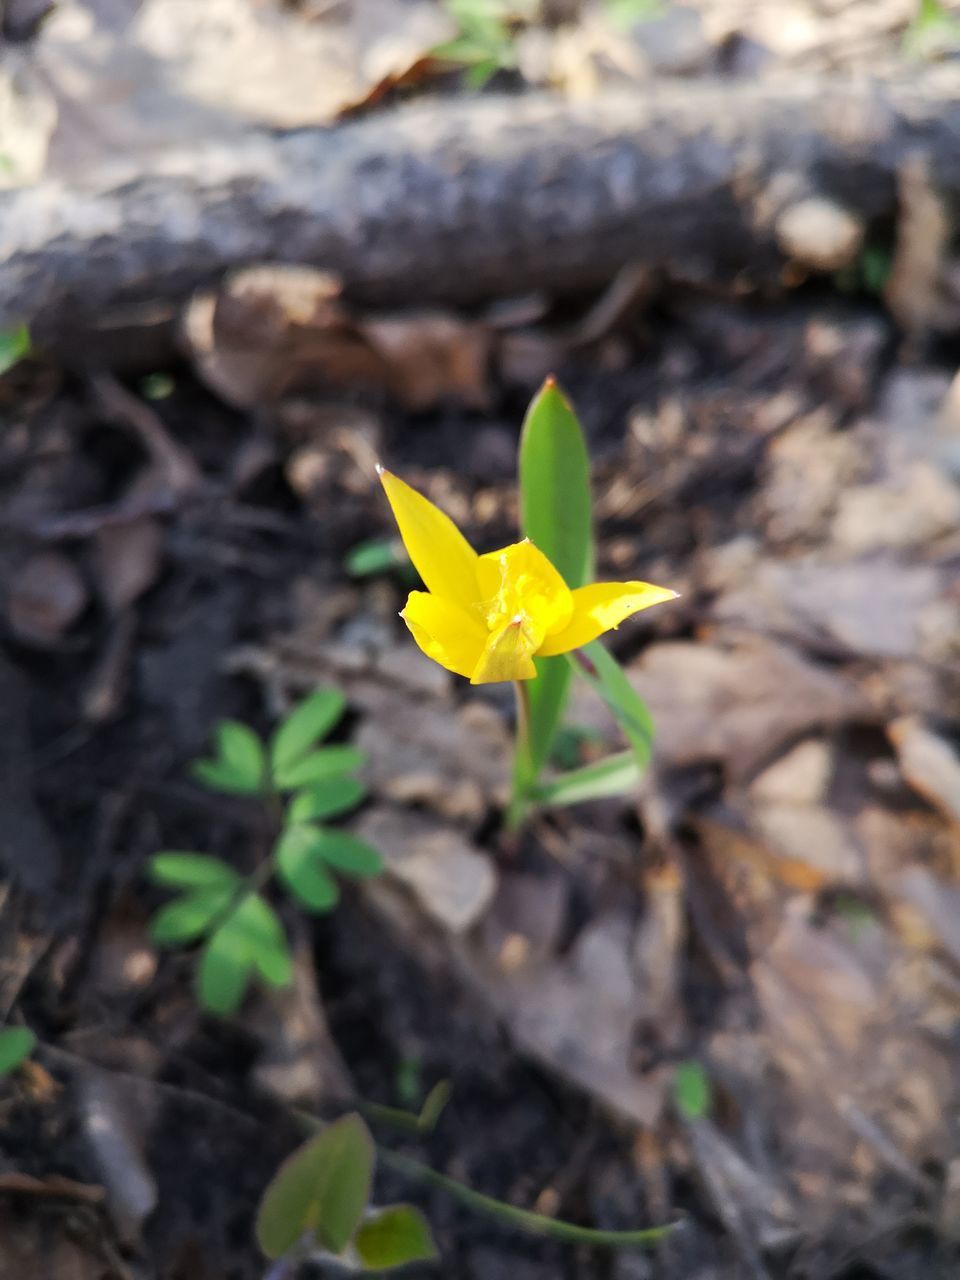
xmin=3 ymin=72 xmax=960 ymax=343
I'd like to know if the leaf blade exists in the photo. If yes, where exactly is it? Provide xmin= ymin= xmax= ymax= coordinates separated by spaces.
xmin=270 ymin=690 xmax=347 ymax=774
xmin=275 ymin=826 xmax=341 ymax=913
xmin=288 ymin=778 xmax=367 ymax=823
xmin=148 ymin=852 xmax=239 ymax=890
xmin=256 ymin=1114 xmax=376 ymax=1259
xmin=354 ymin=1204 xmax=439 ymax=1270
xmin=0 ymin=1027 xmax=36 ymax=1076
xmin=532 ymin=750 xmax=640 ymax=807
xmin=150 ymin=887 xmax=236 ymax=946
xmin=273 ymin=746 xmax=365 ymax=791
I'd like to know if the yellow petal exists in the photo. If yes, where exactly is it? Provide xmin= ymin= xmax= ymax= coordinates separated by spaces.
xmin=537 ymin=581 xmax=677 ymax=656
xmin=476 ymin=539 xmax=573 ymax=640
xmin=470 ymin=617 xmax=538 ymax=685
xmin=379 ymin=469 xmax=479 ymax=613
xmin=401 ymin=591 xmax=487 ymax=679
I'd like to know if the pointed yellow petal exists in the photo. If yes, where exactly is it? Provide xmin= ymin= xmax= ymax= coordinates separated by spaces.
xmin=476 ymin=539 xmax=573 ymax=639
xmin=379 ymin=469 xmax=479 ymax=612
xmin=470 ymin=618 xmax=538 ymax=685
xmin=536 ymin=581 xmax=677 ymax=656
xmin=401 ymin=591 xmax=487 ymax=679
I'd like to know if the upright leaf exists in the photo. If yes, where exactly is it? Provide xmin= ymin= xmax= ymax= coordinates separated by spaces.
xmin=270 ymin=691 xmax=346 ymax=775
xmin=216 ymin=721 xmax=266 ymax=788
xmin=256 ymin=1114 xmax=376 ymax=1259
xmin=354 ymin=1205 xmax=439 ymax=1270
xmin=519 ymin=379 xmax=594 ymax=778
xmin=0 ymin=1026 xmax=36 ymax=1077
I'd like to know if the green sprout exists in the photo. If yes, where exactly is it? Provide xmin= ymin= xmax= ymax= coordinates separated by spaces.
xmin=432 ymin=0 xmax=525 ymax=88
xmin=0 ymin=1026 xmax=36 ymax=1078
xmin=0 ymin=324 xmax=31 ymax=377
xmin=148 ymin=690 xmax=382 ymax=1016
xmin=902 ymin=0 xmax=960 ymax=57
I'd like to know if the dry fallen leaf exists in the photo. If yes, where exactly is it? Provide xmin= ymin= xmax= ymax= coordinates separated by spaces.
xmin=7 ymin=550 xmax=88 ymax=644
xmin=888 ymin=716 xmax=960 ymax=826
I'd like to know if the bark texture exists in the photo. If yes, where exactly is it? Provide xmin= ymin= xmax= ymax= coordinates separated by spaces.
xmin=3 ymin=73 xmax=960 ymax=338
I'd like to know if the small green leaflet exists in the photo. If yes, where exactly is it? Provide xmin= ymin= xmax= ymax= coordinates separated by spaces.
xmin=197 ymin=893 xmax=292 ymax=1015
xmin=533 ymin=750 xmax=640 ymax=807
xmin=354 ymin=1205 xmax=438 ymax=1270
xmin=150 ymin=886 xmax=237 ymax=945
xmin=308 ymin=831 xmax=383 ymax=877
xmin=519 ymin=379 xmax=594 ymax=783
xmin=193 ymin=720 xmax=266 ymax=794
xmin=275 ymin=825 xmax=341 ymax=913
xmin=288 ymin=778 xmax=367 ymax=823
xmin=0 ymin=1027 xmax=36 ymax=1077
xmin=0 ymin=324 xmax=31 ymax=377
xmin=273 ymin=745 xmax=365 ymax=791
xmin=672 ymin=1060 xmax=711 ymax=1120
xmin=345 ymin=537 xmax=408 ymax=579
xmin=270 ymin=690 xmax=346 ymax=775
xmin=256 ymin=1113 xmax=375 ymax=1259
xmin=149 ymin=852 xmax=239 ymax=890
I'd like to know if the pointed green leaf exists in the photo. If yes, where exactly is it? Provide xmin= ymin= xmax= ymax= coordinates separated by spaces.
xmin=0 ymin=1027 xmax=36 ymax=1076
xmin=216 ymin=720 xmax=266 ymax=788
xmin=256 ymin=1113 xmax=376 ymax=1259
xmin=519 ymin=379 xmax=594 ymax=779
xmin=288 ymin=778 xmax=366 ymax=823
xmin=273 ymin=746 xmax=365 ymax=791
xmin=354 ymin=1204 xmax=439 ymax=1270
xmin=150 ymin=887 xmax=236 ymax=946
xmin=149 ymin=853 xmax=240 ymax=890
xmin=533 ymin=750 xmax=640 ymax=808
xmin=232 ymin=893 xmax=294 ymax=988
xmin=275 ymin=826 xmax=341 ymax=913
xmin=270 ymin=690 xmax=347 ymax=774
xmin=579 ymin=641 xmax=654 ymax=770
xmin=311 ymin=831 xmax=383 ymax=878
xmin=197 ymin=917 xmax=255 ymax=1015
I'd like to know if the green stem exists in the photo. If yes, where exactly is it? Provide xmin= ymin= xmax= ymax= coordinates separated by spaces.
xmin=378 ymin=1148 xmax=675 ymax=1248
xmin=506 ymin=680 xmax=535 ymax=832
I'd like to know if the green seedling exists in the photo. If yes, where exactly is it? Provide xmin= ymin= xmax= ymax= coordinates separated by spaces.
xmin=0 ymin=1027 xmax=36 ymax=1078
xmin=149 ymin=690 xmax=382 ymax=1016
xmin=0 ymin=324 xmax=31 ymax=377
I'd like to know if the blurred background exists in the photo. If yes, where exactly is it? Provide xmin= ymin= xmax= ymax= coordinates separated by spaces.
xmin=1 ymin=1 xmax=960 ymax=1277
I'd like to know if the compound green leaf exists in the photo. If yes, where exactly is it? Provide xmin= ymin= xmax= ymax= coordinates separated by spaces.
xmin=354 ymin=1204 xmax=439 ymax=1270
xmin=270 ymin=691 xmax=346 ymax=775
xmin=256 ymin=1113 xmax=375 ymax=1259
xmin=311 ymin=831 xmax=383 ymax=878
xmin=0 ymin=1026 xmax=36 ymax=1077
xmin=150 ymin=887 xmax=236 ymax=946
xmin=148 ymin=852 xmax=239 ymax=890
xmin=273 ymin=746 xmax=365 ymax=792
xmin=288 ymin=778 xmax=366 ymax=824
xmin=275 ymin=826 xmax=341 ymax=913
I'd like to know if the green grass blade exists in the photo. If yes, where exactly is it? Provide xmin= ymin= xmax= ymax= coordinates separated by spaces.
xmin=532 ymin=750 xmax=639 ymax=807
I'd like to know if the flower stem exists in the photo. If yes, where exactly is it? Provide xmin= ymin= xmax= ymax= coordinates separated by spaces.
xmin=506 ymin=680 xmax=534 ymax=832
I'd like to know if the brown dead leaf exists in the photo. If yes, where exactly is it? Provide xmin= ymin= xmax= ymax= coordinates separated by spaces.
xmin=356 ymin=805 xmax=497 ymax=934
xmin=360 ymin=312 xmax=492 ymax=410
xmin=93 ymin=515 xmax=164 ymax=613
xmin=888 ymin=716 xmax=960 ymax=826
xmin=579 ymin=638 xmax=870 ymax=781
xmin=884 ymin=154 xmax=953 ymax=338
xmin=7 ymin=550 xmax=88 ymax=644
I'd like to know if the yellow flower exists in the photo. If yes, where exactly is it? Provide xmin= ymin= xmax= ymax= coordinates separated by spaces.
xmin=378 ymin=467 xmax=677 ymax=685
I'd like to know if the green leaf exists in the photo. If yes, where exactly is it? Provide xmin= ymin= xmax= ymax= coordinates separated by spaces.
xmin=533 ymin=750 xmax=640 ymax=808
xmin=519 ymin=379 xmax=594 ymax=780
xmin=275 ymin=826 xmax=341 ymax=913
xmin=193 ymin=720 xmax=266 ymax=794
xmin=354 ymin=1204 xmax=439 ymax=1270
xmin=148 ymin=852 xmax=239 ymax=890
xmin=345 ymin=537 xmax=408 ymax=579
xmin=270 ymin=690 xmax=347 ymax=775
xmin=903 ymin=0 xmax=960 ymax=56
xmin=197 ymin=918 xmax=255 ymax=1015
xmin=0 ymin=1027 xmax=36 ymax=1077
xmin=256 ymin=1113 xmax=376 ymax=1260
xmin=273 ymin=746 xmax=365 ymax=792
xmin=150 ymin=887 xmax=236 ymax=945
xmin=578 ymin=641 xmax=654 ymax=770
xmin=196 ymin=892 xmax=292 ymax=1013
xmin=672 ymin=1060 xmax=711 ymax=1120
xmin=310 ymin=831 xmax=383 ymax=878
xmin=288 ymin=778 xmax=367 ymax=823
xmin=0 ymin=324 xmax=31 ymax=377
